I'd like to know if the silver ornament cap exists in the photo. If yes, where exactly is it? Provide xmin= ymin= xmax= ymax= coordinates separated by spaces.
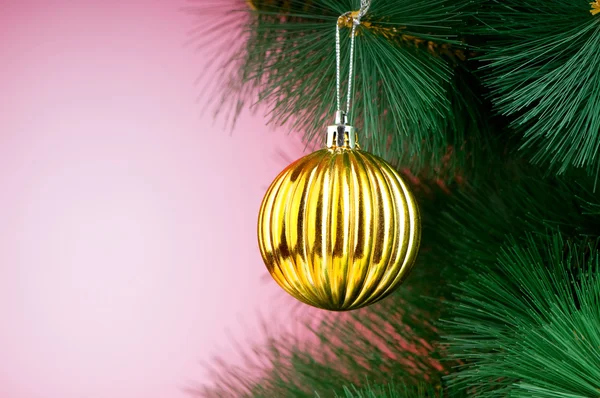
xmin=327 ymin=110 xmax=357 ymax=149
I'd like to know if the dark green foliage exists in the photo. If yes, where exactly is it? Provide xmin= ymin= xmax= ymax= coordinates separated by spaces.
xmin=437 ymin=166 xmax=600 ymax=396
xmin=331 ymin=380 xmax=466 ymax=398
xmin=473 ymin=0 xmax=600 ymax=178
xmin=445 ymin=233 xmax=600 ymax=397
xmin=189 ymin=0 xmax=495 ymax=184
xmin=194 ymin=295 xmax=450 ymax=398
xmin=436 ymin=167 xmax=600 ymax=267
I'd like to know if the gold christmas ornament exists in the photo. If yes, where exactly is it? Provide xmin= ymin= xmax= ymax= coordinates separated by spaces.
xmin=258 ymin=114 xmax=421 ymax=311
xmin=257 ymin=0 xmax=421 ymax=311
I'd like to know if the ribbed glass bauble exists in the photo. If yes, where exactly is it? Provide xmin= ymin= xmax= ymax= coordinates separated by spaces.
xmin=257 ymin=129 xmax=421 ymax=311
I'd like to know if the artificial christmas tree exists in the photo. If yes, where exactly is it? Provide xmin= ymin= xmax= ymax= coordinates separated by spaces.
xmin=189 ymin=0 xmax=600 ymax=396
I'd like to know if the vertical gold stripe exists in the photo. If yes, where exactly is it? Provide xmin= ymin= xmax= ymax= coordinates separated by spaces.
xmin=339 ymin=151 xmax=354 ymax=307
xmin=322 ymin=152 xmax=337 ymax=305
xmin=349 ymin=152 xmax=384 ymax=305
xmin=261 ymin=168 xmax=296 ymax=292
xmin=271 ymin=169 xmax=302 ymax=294
xmin=364 ymin=152 xmax=395 ymax=304
xmin=373 ymin=158 xmax=410 ymax=294
xmin=341 ymin=151 xmax=360 ymax=306
xmin=285 ymin=158 xmax=315 ymax=303
xmin=329 ymin=152 xmax=349 ymax=307
xmin=377 ymin=163 xmax=420 ymax=299
xmin=389 ymin=165 xmax=421 ymax=285
xmin=305 ymin=150 xmax=332 ymax=305
xmin=346 ymin=151 xmax=375 ymax=307
xmin=295 ymin=155 xmax=318 ymax=291
xmin=287 ymin=151 xmax=328 ymax=306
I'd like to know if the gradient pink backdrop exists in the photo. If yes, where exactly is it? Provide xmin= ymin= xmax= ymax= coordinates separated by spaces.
xmin=0 ymin=1 xmax=315 ymax=397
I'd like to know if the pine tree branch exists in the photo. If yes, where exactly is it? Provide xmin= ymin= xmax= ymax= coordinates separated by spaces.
xmin=444 ymin=233 xmax=600 ymax=397
xmin=330 ymin=380 xmax=467 ymax=398
xmin=187 ymin=0 xmax=493 ymax=184
xmin=473 ymin=0 xmax=600 ymax=179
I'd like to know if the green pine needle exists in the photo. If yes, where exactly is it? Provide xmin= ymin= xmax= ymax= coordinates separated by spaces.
xmin=194 ymin=284 xmax=453 ymax=397
xmin=445 ymin=233 xmax=600 ymax=397
xmin=474 ymin=0 xmax=600 ymax=178
xmin=189 ymin=0 xmax=493 ymax=183
xmin=436 ymin=164 xmax=600 ymax=268
xmin=330 ymin=380 xmax=466 ymax=398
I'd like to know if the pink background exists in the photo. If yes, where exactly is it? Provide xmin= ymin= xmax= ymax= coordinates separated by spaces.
xmin=0 ymin=1 xmax=313 ymax=397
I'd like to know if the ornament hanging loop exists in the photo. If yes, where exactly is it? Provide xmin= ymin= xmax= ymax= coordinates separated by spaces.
xmin=329 ymin=1 xmax=371 ymax=149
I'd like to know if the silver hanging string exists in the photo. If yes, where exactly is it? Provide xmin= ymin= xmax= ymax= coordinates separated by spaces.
xmin=335 ymin=0 xmax=371 ymax=123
